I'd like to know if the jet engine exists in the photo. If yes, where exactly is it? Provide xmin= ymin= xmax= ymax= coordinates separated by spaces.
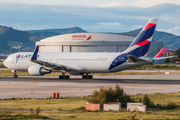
xmin=28 ymin=65 xmax=51 ymax=76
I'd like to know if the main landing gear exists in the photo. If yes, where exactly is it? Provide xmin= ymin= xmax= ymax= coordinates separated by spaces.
xmin=82 ymin=74 xmax=93 ymax=79
xmin=59 ymin=72 xmax=70 ymax=79
xmin=12 ymin=70 xmax=18 ymax=78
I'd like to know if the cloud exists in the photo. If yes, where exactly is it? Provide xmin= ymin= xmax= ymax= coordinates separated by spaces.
xmin=132 ymin=0 xmax=180 ymax=8
xmin=84 ymin=22 xmax=144 ymax=33
xmin=95 ymin=0 xmax=180 ymax=8
xmin=84 ymin=22 xmax=125 ymax=32
xmin=157 ymin=27 xmax=180 ymax=36
xmin=95 ymin=2 xmax=126 ymax=7
xmin=0 ymin=3 xmax=180 ymax=36
xmin=160 ymin=13 xmax=180 ymax=25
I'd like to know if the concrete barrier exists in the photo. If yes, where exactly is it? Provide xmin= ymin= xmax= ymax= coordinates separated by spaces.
xmin=127 ymin=103 xmax=144 ymax=110
xmin=86 ymin=102 xmax=101 ymax=111
xmin=103 ymin=102 xmax=121 ymax=111
xmin=165 ymin=72 xmax=170 ymax=75
xmin=130 ymin=104 xmax=147 ymax=112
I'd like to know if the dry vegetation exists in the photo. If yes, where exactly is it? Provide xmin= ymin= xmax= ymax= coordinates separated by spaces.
xmin=0 ymin=93 xmax=180 ymax=119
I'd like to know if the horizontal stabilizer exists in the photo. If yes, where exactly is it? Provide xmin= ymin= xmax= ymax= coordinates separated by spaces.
xmin=153 ymin=47 xmax=176 ymax=61
xmin=153 ymin=56 xmax=176 ymax=61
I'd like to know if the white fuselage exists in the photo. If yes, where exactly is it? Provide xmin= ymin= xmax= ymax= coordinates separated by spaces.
xmin=4 ymin=52 xmax=151 ymax=73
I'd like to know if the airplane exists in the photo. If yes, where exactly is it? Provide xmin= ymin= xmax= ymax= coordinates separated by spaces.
xmin=3 ymin=19 xmax=175 ymax=79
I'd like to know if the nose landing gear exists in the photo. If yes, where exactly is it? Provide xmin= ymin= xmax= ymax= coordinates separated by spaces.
xmin=12 ymin=70 xmax=18 ymax=78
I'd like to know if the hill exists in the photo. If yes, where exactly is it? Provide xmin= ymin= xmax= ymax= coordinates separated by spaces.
xmin=0 ymin=25 xmax=180 ymax=54
xmin=0 ymin=26 xmax=87 ymax=53
xmin=123 ymin=28 xmax=180 ymax=50
xmin=0 ymin=25 xmax=41 ymax=53
xmin=27 ymin=27 xmax=87 ymax=38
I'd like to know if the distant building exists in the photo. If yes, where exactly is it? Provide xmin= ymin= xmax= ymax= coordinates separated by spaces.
xmin=164 ymin=50 xmax=175 ymax=55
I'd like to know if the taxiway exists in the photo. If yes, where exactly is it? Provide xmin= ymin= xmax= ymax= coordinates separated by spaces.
xmin=0 ymin=75 xmax=180 ymax=99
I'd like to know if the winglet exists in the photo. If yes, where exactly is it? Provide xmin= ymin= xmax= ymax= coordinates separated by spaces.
xmin=31 ymin=46 xmax=39 ymax=61
xmin=154 ymin=47 xmax=166 ymax=58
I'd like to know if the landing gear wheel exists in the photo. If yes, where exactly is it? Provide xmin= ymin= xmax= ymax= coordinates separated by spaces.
xmin=89 ymin=75 xmax=93 ymax=79
xmin=59 ymin=75 xmax=63 ymax=79
xmin=82 ymin=75 xmax=93 ymax=79
xmin=59 ymin=75 xmax=70 ymax=79
xmin=63 ymin=75 xmax=70 ymax=79
xmin=12 ymin=70 xmax=18 ymax=78
xmin=82 ymin=75 xmax=85 ymax=79
xmin=13 ymin=75 xmax=18 ymax=78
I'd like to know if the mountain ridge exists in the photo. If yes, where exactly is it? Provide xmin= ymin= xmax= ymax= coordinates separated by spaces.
xmin=0 ymin=25 xmax=179 ymax=54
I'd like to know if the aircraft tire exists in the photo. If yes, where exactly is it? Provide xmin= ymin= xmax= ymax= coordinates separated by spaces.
xmin=65 ymin=75 xmax=70 ymax=79
xmin=89 ymin=75 xmax=93 ymax=79
xmin=82 ymin=75 xmax=86 ymax=79
xmin=59 ymin=75 xmax=63 ymax=79
xmin=82 ymin=75 xmax=93 ymax=79
xmin=13 ymin=75 xmax=18 ymax=78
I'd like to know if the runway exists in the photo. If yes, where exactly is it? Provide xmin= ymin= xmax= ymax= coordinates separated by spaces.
xmin=0 ymin=75 xmax=180 ymax=99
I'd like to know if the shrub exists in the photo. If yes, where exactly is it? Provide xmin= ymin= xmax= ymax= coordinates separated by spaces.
xmin=29 ymin=107 xmax=42 ymax=118
xmin=143 ymin=95 xmax=154 ymax=108
xmin=35 ymin=107 xmax=41 ymax=117
xmin=87 ymin=84 xmax=132 ymax=106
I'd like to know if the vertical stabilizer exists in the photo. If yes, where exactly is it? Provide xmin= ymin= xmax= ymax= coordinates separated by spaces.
xmin=123 ymin=19 xmax=158 ymax=57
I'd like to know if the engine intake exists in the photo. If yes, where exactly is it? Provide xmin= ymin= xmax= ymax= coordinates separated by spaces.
xmin=28 ymin=65 xmax=51 ymax=76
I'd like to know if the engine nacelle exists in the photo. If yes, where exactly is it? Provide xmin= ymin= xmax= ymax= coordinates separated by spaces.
xmin=28 ymin=65 xmax=51 ymax=76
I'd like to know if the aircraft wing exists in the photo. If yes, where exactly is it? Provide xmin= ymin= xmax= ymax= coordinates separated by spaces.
xmin=31 ymin=46 xmax=79 ymax=72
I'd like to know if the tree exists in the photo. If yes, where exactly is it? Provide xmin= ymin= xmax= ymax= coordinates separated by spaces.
xmin=175 ymin=48 xmax=180 ymax=58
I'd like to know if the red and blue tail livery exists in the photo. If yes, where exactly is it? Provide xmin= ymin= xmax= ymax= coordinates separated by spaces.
xmin=126 ymin=19 xmax=158 ymax=56
xmin=109 ymin=19 xmax=158 ymax=70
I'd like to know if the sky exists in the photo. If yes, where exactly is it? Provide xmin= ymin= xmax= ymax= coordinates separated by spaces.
xmin=0 ymin=0 xmax=180 ymax=36
xmin=0 ymin=0 xmax=180 ymax=8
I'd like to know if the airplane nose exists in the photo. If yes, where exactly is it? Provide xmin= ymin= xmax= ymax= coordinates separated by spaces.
xmin=3 ymin=59 xmax=9 ymax=68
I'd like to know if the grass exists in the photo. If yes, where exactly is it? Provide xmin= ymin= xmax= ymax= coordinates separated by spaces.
xmin=135 ymin=64 xmax=180 ymax=70
xmin=0 ymin=93 xmax=180 ymax=119
xmin=131 ymin=93 xmax=180 ymax=106
xmin=0 ymin=98 xmax=87 ymax=110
